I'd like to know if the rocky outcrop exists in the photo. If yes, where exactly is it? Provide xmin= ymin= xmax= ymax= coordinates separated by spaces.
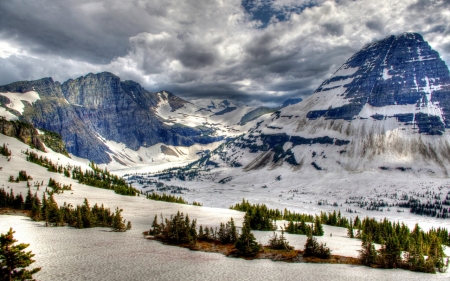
xmin=0 ymin=118 xmax=45 ymax=151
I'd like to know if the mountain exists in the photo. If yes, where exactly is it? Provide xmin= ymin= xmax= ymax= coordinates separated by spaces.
xmin=187 ymin=33 xmax=450 ymax=177
xmin=0 ymin=73 xmax=294 ymax=167
xmin=0 ymin=73 xmax=227 ymax=164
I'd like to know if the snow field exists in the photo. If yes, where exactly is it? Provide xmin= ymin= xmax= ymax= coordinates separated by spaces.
xmin=1 ymin=135 xmax=450 ymax=280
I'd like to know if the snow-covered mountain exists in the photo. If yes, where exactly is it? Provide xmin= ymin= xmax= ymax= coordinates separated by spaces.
xmin=187 ymin=33 xmax=450 ymax=177
xmin=0 ymin=73 xmax=299 ymax=169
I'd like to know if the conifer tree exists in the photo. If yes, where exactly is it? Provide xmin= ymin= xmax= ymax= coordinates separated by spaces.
xmin=235 ymin=218 xmax=261 ymax=257
xmin=378 ymin=235 xmax=402 ymax=268
xmin=81 ymin=199 xmax=92 ymax=228
xmin=358 ymin=235 xmax=377 ymax=266
xmin=313 ymin=216 xmax=324 ymax=236
xmin=150 ymin=215 xmax=160 ymax=235
xmin=229 ymin=218 xmax=238 ymax=243
xmin=0 ymin=228 xmax=41 ymax=281
xmin=347 ymin=221 xmax=354 ymax=238
xmin=112 ymin=208 xmax=126 ymax=232
xmin=267 ymin=230 xmax=293 ymax=251
xmin=303 ymin=235 xmax=331 ymax=259
xmin=76 ymin=208 xmax=83 ymax=229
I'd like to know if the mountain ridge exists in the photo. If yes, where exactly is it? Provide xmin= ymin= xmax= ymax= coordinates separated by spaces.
xmin=0 ymin=72 xmax=301 ymax=166
xmin=182 ymin=33 xmax=450 ymax=177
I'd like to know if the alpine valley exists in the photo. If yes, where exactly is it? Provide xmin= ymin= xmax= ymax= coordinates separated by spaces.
xmin=2 ymin=32 xmax=450 ymax=280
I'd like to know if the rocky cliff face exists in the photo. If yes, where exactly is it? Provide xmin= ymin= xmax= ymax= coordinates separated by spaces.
xmin=0 ymin=73 xmax=222 ymax=164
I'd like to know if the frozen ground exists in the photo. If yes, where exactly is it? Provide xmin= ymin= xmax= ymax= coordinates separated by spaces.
xmin=119 ymin=163 xmax=450 ymax=232
xmin=2 ymin=215 xmax=450 ymax=281
xmin=1 ymin=134 xmax=450 ymax=280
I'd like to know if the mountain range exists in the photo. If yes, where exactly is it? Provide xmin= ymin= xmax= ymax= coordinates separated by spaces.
xmin=0 ymin=72 xmax=300 ymax=166
xmin=1 ymin=32 xmax=449 ymax=179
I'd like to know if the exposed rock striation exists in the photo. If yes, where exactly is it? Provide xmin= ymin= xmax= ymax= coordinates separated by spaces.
xmin=307 ymin=33 xmax=450 ymax=134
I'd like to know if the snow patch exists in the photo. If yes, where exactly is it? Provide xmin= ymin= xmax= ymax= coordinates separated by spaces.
xmin=0 ymin=91 xmax=41 ymax=115
xmin=334 ymin=66 xmax=359 ymax=77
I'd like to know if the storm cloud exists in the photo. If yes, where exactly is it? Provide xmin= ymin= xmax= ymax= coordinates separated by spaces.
xmin=0 ymin=0 xmax=449 ymax=105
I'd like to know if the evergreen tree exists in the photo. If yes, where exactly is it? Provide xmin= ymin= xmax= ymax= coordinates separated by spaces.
xmin=81 ymin=199 xmax=92 ymax=228
xmin=229 ymin=218 xmax=238 ymax=243
xmin=0 ymin=228 xmax=41 ymax=281
xmin=358 ymin=235 xmax=378 ymax=266
xmin=267 ymin=230 xmax=293 ymax=251
xmin=150 ymin=215 xmax=160 ymax=235
xmin=303 ymin=235 xmax=331 ymax=259
xmin=112 ymin=208 xmax=126 ymax=232
xmin=235 ymin=218 xmax=261 ymax=257
xmin=313 ymin=216 xmax=324 ymax=236
xmin=347 ymin=221 xmax=354 ymax=238
xmin=378 ymin=235 xmax=402 ymax=268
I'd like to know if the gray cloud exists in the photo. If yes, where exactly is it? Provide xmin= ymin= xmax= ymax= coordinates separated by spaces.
xmin=366 ymin=20 xmax=385 ymax=33
xmin=322 ymin=23 xmax=344 ymax=37
xmin=0 ymin=0 xmax=449 ymax=106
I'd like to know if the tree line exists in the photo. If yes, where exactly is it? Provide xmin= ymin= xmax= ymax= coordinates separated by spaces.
xmin=148 ymin=212 xmax=261 ymax=257
xmin=230 ymin=199 xmax=449 ymax=273
xmin=146 ymin=192 xmax=187 ymax=204
xmin=25 ymin=149 xmax=138 ymax=196
xmin=0 ymin=187 xmax=131 ymax=232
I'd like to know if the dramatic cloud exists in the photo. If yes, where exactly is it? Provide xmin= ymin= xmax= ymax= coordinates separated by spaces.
xmin=0 ymin=0 xmax=449 ymax=105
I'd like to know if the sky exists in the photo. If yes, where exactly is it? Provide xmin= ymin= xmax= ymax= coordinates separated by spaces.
xmin=0 ymin=0 xmax=449 ymax=106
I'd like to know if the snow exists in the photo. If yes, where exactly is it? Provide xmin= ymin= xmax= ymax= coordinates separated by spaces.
xmin=322 ymin=77 xmax=355 ymax=90
xmin=383 ymin=68 xmax=393 ymax=80
xmin=95 ymin=133 xmax=223 ymax=170
xmin=1 ymin=216 xmax=443 ymax=281
xmin=334 ymin=66 xmax=359 ymax=77
xmin=1 ymin=132 xmax=450 ymax=280
xmin=154 ymin=95 xmax=267 ymax=138
xmin=0 ymin=91 xmax=41 ymax=119
xmin=0 ymin=107 xmax=19 ymax=120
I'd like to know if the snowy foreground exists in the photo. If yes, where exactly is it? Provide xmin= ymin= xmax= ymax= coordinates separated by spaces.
xmin=1 ymin=134 xmax=450 ymax=280
xmin=2 ymin=215 xmax=449 ymax=281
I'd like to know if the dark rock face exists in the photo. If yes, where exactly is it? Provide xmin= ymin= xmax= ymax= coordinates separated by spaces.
xmin=414 ymin=113 xmax=445 ymax=135
xmin=281 ymin=98 xmax=302 ymax=108
xmin=238 ymin=133 xmax=350 ymax=164
xmin=0 ymin=77 xmax=112 ymax=163
xmin=0 ymin=118 xmax=45 ymax=151
xmin=307 ymin=33 xmax=450 ymax=133
xmin=0 ymin=72 xmax=222 ymax=163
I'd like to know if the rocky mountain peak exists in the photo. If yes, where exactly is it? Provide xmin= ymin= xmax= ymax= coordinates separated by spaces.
xmin=306 ymin=32 xmax=450 ymax=134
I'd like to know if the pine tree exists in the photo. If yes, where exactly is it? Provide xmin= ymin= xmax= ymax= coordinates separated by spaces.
xmin=358 ymin=236 xmax=378 ymax=266
xmin=267 ymin=230 xmax=293 ymax=251
xmin=0 ymin=228 xmax=41 ymax=281
xmin=150 ymin=215 xmax=160 ymax=235
xmin=229 ymin=218 xmax=238 ymax=243
xmin=347 ymin=221 xmax=354 ymax=238
xmin=378 ymin=235 xmax=402 ymax=268
xmin=112 ymin=208 xmax=126 ymax=232
xmin=303 ymin=235 xmax=331 ymax=259
xmin=81 ymin=198 xmax=92 ymax=228
xmin=313 ymin=216 xmax=324 ymax=236
xmin=235 ymin=218 xmax=261 ymax=257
